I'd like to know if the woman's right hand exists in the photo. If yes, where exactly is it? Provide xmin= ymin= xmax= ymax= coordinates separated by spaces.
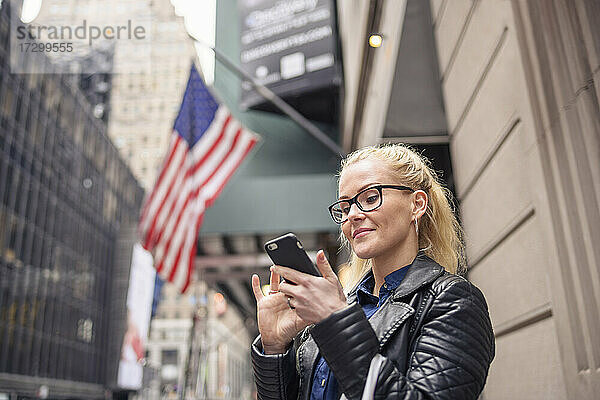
xmin=251 ymin=270 xmax=308 ymax=354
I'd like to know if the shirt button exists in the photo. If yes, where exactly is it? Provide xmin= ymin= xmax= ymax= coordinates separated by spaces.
xmin=383 ymin=283 xmax=388 ymax=289
xmin=321 ymin=379 xmax=326 ymax=387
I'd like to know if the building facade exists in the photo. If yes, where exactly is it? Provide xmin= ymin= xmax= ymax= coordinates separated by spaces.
xmin=30 ymin=0 xmax=196 ymax=191
xmin=106 ymin=0 xmax=197 ymax=190
xmin=147 ymin=282 xmax=253 ymax=400
xmin=337 ymin=0 xmax=600 ymax=398
xmin=0 ymin=0 xmax=145 ymax=398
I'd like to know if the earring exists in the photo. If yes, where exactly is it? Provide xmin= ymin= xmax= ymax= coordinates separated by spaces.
xmin=414 ymin=218 xmax=419 ymax=236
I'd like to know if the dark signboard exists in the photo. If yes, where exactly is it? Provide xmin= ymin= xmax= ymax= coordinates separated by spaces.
xmin=238 ymin=0 xmax=342 ymax=123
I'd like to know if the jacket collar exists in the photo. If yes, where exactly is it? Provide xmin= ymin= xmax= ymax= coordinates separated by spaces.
xmin=346 ymin=252 xmax=445 ymax=304
xmin=392 ymin=253 xmax=445 ymax=299
xmin=299 ymin=255 xmax=447 ymax=381
xmin=347 ymin=253 xmax=445 ymax=349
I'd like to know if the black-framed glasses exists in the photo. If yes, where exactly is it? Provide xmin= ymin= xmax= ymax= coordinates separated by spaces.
xmin=328 ymin=184 xmax=415 ymax=224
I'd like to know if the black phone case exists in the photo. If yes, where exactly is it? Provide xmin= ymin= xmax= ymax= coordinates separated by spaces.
xmin=264 ymin=233 xmax=321 ymax=277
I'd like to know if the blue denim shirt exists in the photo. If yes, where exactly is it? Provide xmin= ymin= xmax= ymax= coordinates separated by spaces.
xmin=309 ymin=264 xmax=411 ymax=400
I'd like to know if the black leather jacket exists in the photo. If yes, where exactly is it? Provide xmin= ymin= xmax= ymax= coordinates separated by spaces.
xmin=251 ymin=254 xmax=495 ymax=400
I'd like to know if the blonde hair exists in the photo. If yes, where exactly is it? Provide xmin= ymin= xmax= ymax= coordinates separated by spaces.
xmin=338 ymin=143 xmax=466 ymax=290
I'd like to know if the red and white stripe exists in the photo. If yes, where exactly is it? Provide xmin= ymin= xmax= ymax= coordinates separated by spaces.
xmin=139 ymin=106 xmax=259 ymax=292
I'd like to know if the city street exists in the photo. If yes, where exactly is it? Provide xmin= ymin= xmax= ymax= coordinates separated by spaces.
xmin=1 ymin=0 xmax=600 ymax=399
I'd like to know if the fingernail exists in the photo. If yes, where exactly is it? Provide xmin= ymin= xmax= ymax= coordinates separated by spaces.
xmin=317 ymin=250 xmax=325 ymax=262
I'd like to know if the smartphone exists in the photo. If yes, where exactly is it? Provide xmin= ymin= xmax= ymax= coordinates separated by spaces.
xmin=264 ymin=233 xmax=321 ymax=277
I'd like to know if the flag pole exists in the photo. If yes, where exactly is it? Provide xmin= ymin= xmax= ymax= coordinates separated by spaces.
xmin=189 ymin=35 xmax=347 ymax=158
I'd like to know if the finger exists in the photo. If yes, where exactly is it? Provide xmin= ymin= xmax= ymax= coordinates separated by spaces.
xmin=269 ymin=269 xmax=281 ymax=292
xmin=271 ymin=265 xmax=309 ymax=285
xmin=278 ymin=281 xmax=301 ymax=298
xmin=315 ymin=250 xmax=337 ymax=280
xmin=279 ymin=280 xmax=299 ymax=294
xmin=251 ymin=274 xmax=264 ymax=301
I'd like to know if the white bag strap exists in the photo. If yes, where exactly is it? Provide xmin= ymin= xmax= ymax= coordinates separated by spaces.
xmin=339 ymin=353 xmax=385 ymax=400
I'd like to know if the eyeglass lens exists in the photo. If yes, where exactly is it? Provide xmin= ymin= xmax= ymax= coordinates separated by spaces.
xmin=331 ymin=188 xmax=382 ymax=222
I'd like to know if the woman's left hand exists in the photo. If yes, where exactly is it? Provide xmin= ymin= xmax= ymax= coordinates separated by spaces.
xmin=273 ymin=250 xmax=348 ymax=325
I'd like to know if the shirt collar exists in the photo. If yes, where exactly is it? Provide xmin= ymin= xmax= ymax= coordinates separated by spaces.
xmin=383 ymin=265 xmax=409 ymax=288
xmin=356 ymin=274 xmax=376 ymax=304
xmin=346 ymin=251 xmax=445 ymax=304
xmin=356 ymin=263 xmax=412 ymax=304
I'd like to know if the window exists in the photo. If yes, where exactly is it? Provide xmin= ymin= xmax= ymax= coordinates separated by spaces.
xmin=161 ymin=349 xmax=178 ymax=365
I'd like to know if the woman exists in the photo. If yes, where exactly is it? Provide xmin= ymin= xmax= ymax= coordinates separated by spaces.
xmin=250 ymin=144 xmax=495 ymax=400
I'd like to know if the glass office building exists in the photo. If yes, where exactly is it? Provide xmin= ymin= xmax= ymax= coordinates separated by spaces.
xmin=0 ymin=1 xmax=144 ymax=397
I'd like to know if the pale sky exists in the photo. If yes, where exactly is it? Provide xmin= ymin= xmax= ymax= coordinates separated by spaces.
xmin=170 ymin=0 xmax=216 ymax=85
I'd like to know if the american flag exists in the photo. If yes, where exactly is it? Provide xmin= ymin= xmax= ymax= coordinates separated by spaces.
xmin=139 ymin=64 xmax=260 ymax=293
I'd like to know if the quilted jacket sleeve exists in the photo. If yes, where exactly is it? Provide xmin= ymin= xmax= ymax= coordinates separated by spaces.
xmin=310 ymin=277 xmax=495 ymax=400
xmin=251 ymin=336 xmax=299 ymax=400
